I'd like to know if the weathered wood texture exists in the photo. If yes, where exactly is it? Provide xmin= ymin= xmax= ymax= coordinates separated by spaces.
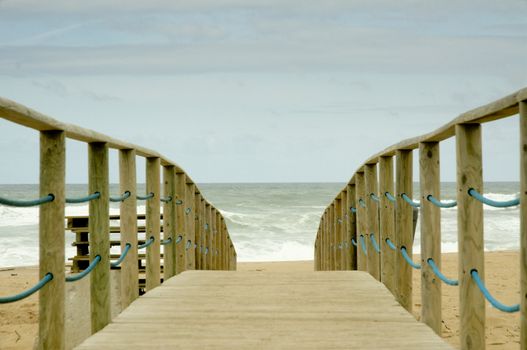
xmin=145 ymin=157 xmax=161 ymax=291
xmin=174 ymin=173 xmax=187 ymax=274
xmin=521 ymin=101 xmax=527 ymax=349
xmin=456 ymin=124 xmax=485 ymax=350
xmin=76 ymin=271 xmax=452 ymax=350
xmin=162 ymin=165 xmax=176 ymax=279
xmin=355 ymin=172 xmax=367 ymax=272
xmin=185 ymin=183 xmax=196 ymax=270
xmin=378 ymin=155 xmax=395 ymax=293
xmin=364 ymin=163 xmax=380 ymax=280
xmin=39 ymin=130 xmax=66 ymax=350
xmin=346 ymin=184 xmax=357 ymax=270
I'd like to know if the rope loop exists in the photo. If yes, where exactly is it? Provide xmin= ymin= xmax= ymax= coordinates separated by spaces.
xmin=359 ymin=235 xmax=368 ymax=256
xmin=426 ymin=195 xmax=457 ymax=208
xmin=0 ymin=194 xmax=54 ymax=207
xmin=401 ymin=193 xmax=420 ymax=208
xmin=175 ymin=199 xmax=183 ymax=205
xmin=137 ymin=192 xmax=155 ymax=200
xmin=110 ymin=191 xmax=131 ymax=202
xmin=351 ymin=238 xmax=357 ymax=247
xmin=185 ymin=207 xmax=191 ymax=214
xmin=427 ymin=258 xmax=458 ymax=286
xmin=66 ymin=255 xmax=101 ymax=282
xmin=111 ymin=243 xmax=132 ymax=268
xmin=66 ymin=192 xmax=100 ymax=204
xmin=468 ymin=188 xmax=520 ymax=208
xmin=160 ymin=237 xmax=173 ymax=245
xmin=385 ymin=192 xmax=396 ymax=203
xmin=369 ymin=234 xmax=381 ymax=253
xmin=160 ymin=196 xmax=172 ymax=203
xmin=175 ymin=235 xmax=183 ymax=244
xmin=385 ymin=238 xmax=397 ymax=250
xmin=358 ymin=199 xmax=366 ymax=208
xmin=0 ymin=273 xmax=53 ymax=303
xmin=471 ymin=269 xmax=519 ymax=312
xmin=185 ymin=240 xmax=192 ymax=250
xmin=350 ymin=206 xmax=357 ymax=213
xmin=370 ymin=193 xmax=380 ymax=203
xmin=138 ymin=237 xmax=155 ymax=249
xmin=400 ymin=246 xmax=421 ymax=269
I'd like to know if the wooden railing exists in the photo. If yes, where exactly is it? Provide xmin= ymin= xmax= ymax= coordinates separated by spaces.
xmin=314 ymin=87 xmax=527 ymax=349
xmin=0 ymin=97 xmax=237 ymax=349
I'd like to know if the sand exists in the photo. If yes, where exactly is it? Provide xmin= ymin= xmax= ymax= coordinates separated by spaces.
xmin=0 ymin=252 xmax=520 ymax=349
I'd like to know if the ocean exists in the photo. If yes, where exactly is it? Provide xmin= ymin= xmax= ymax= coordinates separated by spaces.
xmin=0 ymin=182 xmax=521 ymax=267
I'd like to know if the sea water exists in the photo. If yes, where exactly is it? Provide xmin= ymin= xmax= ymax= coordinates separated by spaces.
xmin=0 ymin=182 xmax=520 ymax=267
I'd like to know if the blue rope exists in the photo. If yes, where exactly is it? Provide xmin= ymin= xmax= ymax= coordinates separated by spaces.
xmin=427 ymin=259 xmax=458 ymax=286
xmin=401 ymin=247 xmax=421 ymax=269
xmin=175 ymin=235 xmax=183 ymax=244
xmin=138 ymin=237 xmax=154 ymax=249
xmin=160 ymin=237 xmax=172 ymax=245
xmin=370 ymin=193 xmax=380 ymax=203
xmin=359 ymin=235 xmax=368 ymax=256
xmin=0 ymin=273 xmax=53 ymax=303
xmin=205 ymin=247 xmax=209 ymax=255
xmin=137 ymin=192 xmax=154 ymax=200
xmin=385 ymin=238 xmax=397 ymax=250
xmin=468 ymin=188 xmax=519 ymax=208
xmin=369 ymin=234 xmax=381 ymax=253
xmin=111 ymin=244 xmax=132 ymax=268
xmin=471 ymin=269 xmax=519 ymax=313
xmin=160 ymin=196 xmax=172 ymax=203
xmin=358 ymin=199 xmax=366 ymax=208
xmin=185 ymin=240 xmax=192 ymax=250
xmin=350 ymin=206 xmax=357 ymax=213
xmin=66 ymin=192 xmax=100 ymax=204
xmin=66 ymin=255 xmax=101 ymax=282
xmin=385 ymin=192 xmax=396 ymax=203
xmin=185 ymin=208 xmax=191 ymax=214
xmin=204 ymin=223 xmax=209 ymax=230
xmin=0 ymin=194 xmax=54 ymax=207
xmin=351 ymin=238 xmax=357 ymax=247
xmin=427 ymin=195 xmax=457 ymax=208
xmin=401 ymin=193 xmax=420 ymax=208
xmin=110 ymin=191 xmax=131 ymax=202
xmin=175 ymin=199 xmax=183 ymax=205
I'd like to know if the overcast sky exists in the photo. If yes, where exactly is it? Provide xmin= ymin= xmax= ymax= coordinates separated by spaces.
xmin=0 ymin=0 xmax=526 ymax=184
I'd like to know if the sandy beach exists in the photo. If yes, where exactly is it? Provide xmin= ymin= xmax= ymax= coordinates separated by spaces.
xmin=0 ymin=252 xmax=521 ymax=349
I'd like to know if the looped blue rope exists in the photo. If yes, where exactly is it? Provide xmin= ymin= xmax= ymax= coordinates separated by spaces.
xmin=160 ymin=196 xmax=172 ymax=203
xmin=175 ymin=199 xmax=183 ymax=205
xmin=370 ymin=193 xmax=380 ymax=203
xmin=400 ymin=247 xmax=421 ymax=269
xmin=137 ymin=192 xmax=154 ymax=200
xmin=110 ymin=191 xmax=131 ymax=202
xmin=66 ymin=192 xmax=100 ymax=204
xmin=0 ymin=273 xmax=53 ymax=303
xmin=185 ymin=240 xmax=192 ymax=250
xmin=204 ymin=223 xmax=209 ymax=230
xmin=369 ymin=234 xmax=381 ymax=253
xmin=205 ymin=247 xmax=209 ymax=255
xmin=385 ymin=192 xmax=396 ymax=203
xmin=427 ymin=258 xmax=458 ymax=286
xmin=111 ymin=244 xmax=132 ymax=268
xmin=359 ymin=235 xmax=368 ymax=256
xmin=160 ymin=237 xmax=172 ymax=245
xmin=385 ymin=238 xmax=397 ymax=250
xmin=0 ymin=194 xmax=54 ymax=207
xmin=358 ymin=199 xmax=366 ymax=208
xmin=471 ymin=269 xmax=519 ymax=312
xmin=427 ymin=195 xmax=457 ymax=208
xmin=66 ymin=256 xmax=101 ymax=282
xmin=401 ymin=193 xmax=420 ymax=208
xmin=350 ymin=206 xmax=357 ymax=213
xmin=175 ymin=235 xmax=183 ymax=244
xmin=185 ymin=208 xmax=191 ymax=214
xmin=468 ymin=188 xmax=519 ymax=208
xmin=351 ymin=238 xmax=357 ymax=247
xmin=138 ymin=237 xmax=154 ymax=249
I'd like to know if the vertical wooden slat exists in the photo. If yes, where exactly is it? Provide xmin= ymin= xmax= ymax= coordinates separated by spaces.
xmin=145 ymin=157 xmax=161 ymax=290
xmin=162 ymin=165 xmax=176 ymax=279
xmin=355 ymin=171 xmax=367 ymax=272
xmin=175 ymin=172 xmax=187 ymax=274
xmin=335 ymin=196 xmax=343 ymax=270
xmin=210 ymin=207 xmax=217 ymax=270
xmin=365 ymin=163 xmax=380 ymax=280
xmin=223 ymin=220 xmax=229 ymax=270
xmin=379 ymin=155 xmax=395 ymax=293
xmin=341 ymin=189 xmax=350 ymax=270
xmin=329 ymin=202 xmax=336 ymax=270
xmin=456 ymin=124 xmax=485 ymax=350
xmin=119 ymin=149 xmax=138 ymax=308
xmin=395 ymin=149 xmax=413 ymax=312
xmin=39 ymin=130 xmax=65 ymax=350
xmin=521 ymin=101 xmax=527 ymax=349
xmin=214 ymin=209 xmax=221 ymax=270
xmin=185 ymin=183 xmax=196 ymax=270
xmin=347 ymin=184 xmax=357 ymax=270
xmin=419 ymin=142 xmax=442 ymax=335
xmin=320 ymin=212 xmax=326 ymax=270
xmin=88 ymin=142 xmax=110 ymax=333
xmin=194 ymin=194 xmax=202 ymax=270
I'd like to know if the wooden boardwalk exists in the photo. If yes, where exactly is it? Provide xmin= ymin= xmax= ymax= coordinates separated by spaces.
xmin=76 ymin=270 xmax=452 ymax=349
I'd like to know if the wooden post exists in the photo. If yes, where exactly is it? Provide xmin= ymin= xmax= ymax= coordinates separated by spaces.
xmin=419 ymin=142 xmax=442 ymax=335
xmin=320 ymin=212 xmax=326 ymax=270
xmin=175 ymin=172 xmax=187 ymax=274
xmin=521 ymin=101 xmax=527 ymax=349
xmin=329 ymin=202 xmax=336 ymax=270
xmin=365 ymin=163 xmax=380 ymax=280
xmin=395 ymin=149 xmax=413 ymax=312
xmin=162 ymin=165 xmax=176 ymax=279
xmin=223 ymin=221 xmax=229 ymax=270
xmin=456 ymin=124 xmax=485 ymax=349
xmin=355 ymin=171 xmax=367 ymax=272
xmin=88 ymin=142 xmax=111 ymax=333
xmin=185 ymin=182 xmax=196 ymax=270
xmin=119 ymin=149 xmax=138 ymax=309
xmin=204 ymin=202 xmax=211 ymax=270
xmin=347 ymin=184 xmax=357 ymax=270
xmin=210 ymin=207 xmax=216 ymax=270
xmin=39 ymin=130 xmax=65 ymax=350
xmin=335 ymin=196 xmax=343 ymax=270
xmin=341 ymin=189 xmax=350 ymax=270
xmin=214 ymin=209 xmax=221 ymax=270
xmin=379 ymin=155 xmax=395 ymax=293
xmin=194 ymin=194 xmax=202 ymax=270
xmin=145 ymin=157 xmax=161 ymax=290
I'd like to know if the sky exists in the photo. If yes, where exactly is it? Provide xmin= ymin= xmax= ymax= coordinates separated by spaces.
xmin=0 ymin=0 xmax=526 ymax=184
